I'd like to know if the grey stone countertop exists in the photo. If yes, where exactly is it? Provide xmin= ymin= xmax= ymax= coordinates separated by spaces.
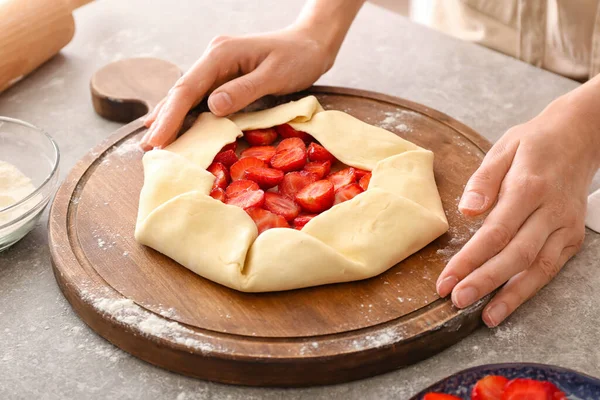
xmin=1 ymin=1 xmax=598 ymax=399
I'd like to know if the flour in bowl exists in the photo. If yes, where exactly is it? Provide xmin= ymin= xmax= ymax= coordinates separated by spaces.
xmin=0 ymin=160 xmax=36 ymax=225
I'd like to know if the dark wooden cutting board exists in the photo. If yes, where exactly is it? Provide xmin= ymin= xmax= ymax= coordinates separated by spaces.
xmin=49 ymin=58 xmax=491 ymax=387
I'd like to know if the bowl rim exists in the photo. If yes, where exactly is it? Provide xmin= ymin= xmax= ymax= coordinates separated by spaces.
xmin=0 ymin=116 xmax=60 ymax=223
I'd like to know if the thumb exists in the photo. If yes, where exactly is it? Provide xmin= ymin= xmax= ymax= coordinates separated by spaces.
xmin=208 ymin=63 xmax=278 ymax=117
xmin=460 ymin=139 xmax=518 ymax=216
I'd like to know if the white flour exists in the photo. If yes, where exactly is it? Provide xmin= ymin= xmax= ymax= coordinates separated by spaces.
xmin=0 ymin=160 xmax=36 ymax=226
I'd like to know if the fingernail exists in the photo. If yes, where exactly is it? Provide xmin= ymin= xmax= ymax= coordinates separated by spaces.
xmin=452 ymin=286 xmax=478 ymax=308
xmin=485 ymin=302 xmax=508 ymax=327
xmin=459 ymin=191 xmax=486 ymax=211
xmin=437 ymin=276 xmax=459 ymax=297
xmin=209 ymin=92 xmax=232 ymax=114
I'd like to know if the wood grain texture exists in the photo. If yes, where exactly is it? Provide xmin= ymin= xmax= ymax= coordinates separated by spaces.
xmin=50 ymin=86 xmax=492 ymax=386
xmin=90 ymin=58 xmax=182 ymax=122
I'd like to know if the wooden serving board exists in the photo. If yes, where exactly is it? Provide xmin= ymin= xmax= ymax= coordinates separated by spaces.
xmin=49 ymin=59 xmax=491 ymax=387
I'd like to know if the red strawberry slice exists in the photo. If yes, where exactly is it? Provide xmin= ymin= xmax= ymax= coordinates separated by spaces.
xmin=225 ymin=189 xmax=265 ymax=210
xmin=221 ymin=142 xmax=237 ymax=152
xmin=502 ymin=379 xmax=556 ymax=400
xmin=304 ymin=160 xmax=331 ymax=179
xmin=292 ymin=214 xmax=317 ymax=230
xmin=207 ymin=162 xmax=230 ymax=190
xmin=209 ymin=188 xmax=226 ymax=202
xmin=213 ymin=149 xmax=238 ymax=167
xmin=245 ymin=167 xmax=284 ymax=189
xmin=225 ymin=179 xmax=260 ymax=198
xmin=423 ymin=394 xmax=462 ymax=400
xmin=472 ymin=375 xmax=509 ymax=400
xmin=279 ymin=171 xmax=318 ymax=199
xmin=275 ymin=123 xmax=312 ymax=142
xmin=334 ymin=183 xmax=363 ymax=205
xmin=359 ymin=172 xmax=372 ymax=191
xmin=264 ymin=192 xmax=300 ymax=221
xmin=295 ymin=180 xmax=335 ymax=213
xmin=543 ymin=382 xmax=567 ymax=400
xmin=327 ymin=167 xmax=357 ymax=191
xmin=240 ymin=145 xmax=276 ymax=163
xmin=307 ymin=142 xmax=335 ymax=162
xmin=355 ymin=169 xmax=370 ymax=180
xmin=243 ymin=128 xmax=278 ymax=146
xmin=276 ymin=137 xmax=306 ymax=153
xmin=230 ymin=157 xmax=265 ymax=181
xmin=246 ymin=207 xmax=289 ymax=234
xmin=271 ymin=147 xmax=307 ymax=172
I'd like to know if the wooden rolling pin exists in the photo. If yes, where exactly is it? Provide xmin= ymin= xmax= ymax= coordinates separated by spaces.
xmin=0 ymin=0 xmax=93 ymax=93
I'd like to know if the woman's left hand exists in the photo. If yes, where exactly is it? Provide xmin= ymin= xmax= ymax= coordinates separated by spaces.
xmin=436 ymin=95 xmax=600 ymax=327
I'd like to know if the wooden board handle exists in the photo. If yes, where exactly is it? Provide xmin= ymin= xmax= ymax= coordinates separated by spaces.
xmin=90 ymin=58 xmax=182 ymax=123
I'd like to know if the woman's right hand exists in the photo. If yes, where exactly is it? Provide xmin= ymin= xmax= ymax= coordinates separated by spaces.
xmin=140 ymin=25 xmax=336 ymax=150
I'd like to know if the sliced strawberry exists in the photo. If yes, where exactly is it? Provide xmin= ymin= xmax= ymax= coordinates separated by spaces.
xmin=543 ymin=382 xmax=567 ymax=400
xmin=472 ymin=375 xmax=509 ymax=400
xmin=304 ymin=160 xmax=331 ymax=179
xmin=246 ymin=207 xmax=289 ymax=234
xmin=271 ymin=147 xmax=307 ymax=172
xmin=276 ymin=137 xmax=306 ymax=153
xmin=327 ymin=167 xmax=357 ymax=191
xmin=225 ymin=179 xmax=260 ymax=198
xmin=275 ymin=123 xmax=312 ymax=142
xmin=243 ymin=128 xmax=278 ymax=146
xmin=221 ymin=142 xmax=237 ymax=152
xmin=264 ymin=192 xmax=300 ymax=221
xmin=423 ymin=394 xmax=462 ymax=400
xmin=245 ymin=167 xmax=284 ymax=189
xmin=207 ymin=162 xmax=230 ymax=190
xmin=225 ymin=189 xmax=265 ymax=210
xmin=279 ymin=171 xmax=318 ymax=199
xmin=292 ymin=214 xmax=317 ymax=230
xmin=230 ymin=157 xmax=265 ymax=181
xmin=334 ymin=183 xmax=363 ymax=205
xmin=359 ymin=172 xmax=372 ymax=191
xmin=502 ymin=379 xmax=555 ymax=400
xmin=209 ymin=187 xmax=226 ymax=202
xmin=355 ymin=169 xmax=370 ymax=180
xmin=295 ymin=180 xmax=335 ymax=213
xmin=307 ymin=142 xmax=335 ymax=162
xmin=213 ymin=149 xmax=238 ymax=167
xmin=240 ymin=145 xmax=276 ymax=163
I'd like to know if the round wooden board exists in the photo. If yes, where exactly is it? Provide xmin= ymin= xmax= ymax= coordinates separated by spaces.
xmin=50 ymin=85 xmax=492 ymax=387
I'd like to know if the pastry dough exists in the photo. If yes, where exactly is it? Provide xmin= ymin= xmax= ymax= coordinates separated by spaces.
xmin=135 ymin=96 xmax=449 ymax=292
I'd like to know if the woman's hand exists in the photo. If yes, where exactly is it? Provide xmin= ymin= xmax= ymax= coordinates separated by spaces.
xmin=437 ymin=93 xmax=600 ymax=327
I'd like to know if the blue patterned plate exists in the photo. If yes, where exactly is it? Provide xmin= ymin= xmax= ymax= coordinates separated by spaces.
xmin=410 ymin=363 xmax=600 ymax=400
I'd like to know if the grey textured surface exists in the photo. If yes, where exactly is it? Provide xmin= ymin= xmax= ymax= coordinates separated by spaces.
xmin=0 ymin=1 xmax=597 ymax=399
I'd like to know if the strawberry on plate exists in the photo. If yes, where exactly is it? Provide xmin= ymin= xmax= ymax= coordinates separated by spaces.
xmin=307 ymin=142 xmax=335 ymax=162
xmin=225 ymin=189 xmax=265 ymax=210
xmin=472 ymin=375 xmax=509 ymax=400
xmin=295 ymin=179 xmax=335 ymax=213
xmin=304 ymin=160 xmax=331 ymax=179
xmin=327 ymin=167 xmax=357 ymax=191
xmin=245 ymin=167 xmax=285 ymax=189
xmin=334 ymin=183 xmax=363 ymax=205
xmin=221 ymin=142 xmax=237 ymax=152
xmin=241 ymin=145 xmax=277 ymax=163
xmin=359 ymin=172 xmax=372 ymax=191
xmin=502 ymin=378 xmax=559 ymax=400
xmin=209 ymin=187 xmax=226 ymax=202
xmin=275 ymin=123 xmax=312 ymax=142
xmin=246 ymin=207 xmax=290 ymax=234
xmin=213 ymin=149 xmax=238 ymax=167
xmin=207 ymin=162 xmax=230 ymax=190
xmin=276 ymin=137 xmax=306 ymax=152
xmin=264 ymin=192 xmax=300 ymax=221
xmin=243 ymin=128 xmax=278 ymax=146
xmin=292 ymin=214 xmax=317 ymax=230
xmin=270 ymin=147 xmax=307 ymax=172
xmin=230 ymin=157 xmax=265 ymax=181
xmin=279 ymin=171 xmax=318 ymax=199
xmin=423 ymin=394 xmax=462 ymax=400
xmin=225 ymin=179 xmax=260 ymax=198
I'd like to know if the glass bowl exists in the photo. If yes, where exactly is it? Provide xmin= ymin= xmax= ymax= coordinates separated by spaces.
xmin=0 ymin=117 xmax=60 ymax=252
